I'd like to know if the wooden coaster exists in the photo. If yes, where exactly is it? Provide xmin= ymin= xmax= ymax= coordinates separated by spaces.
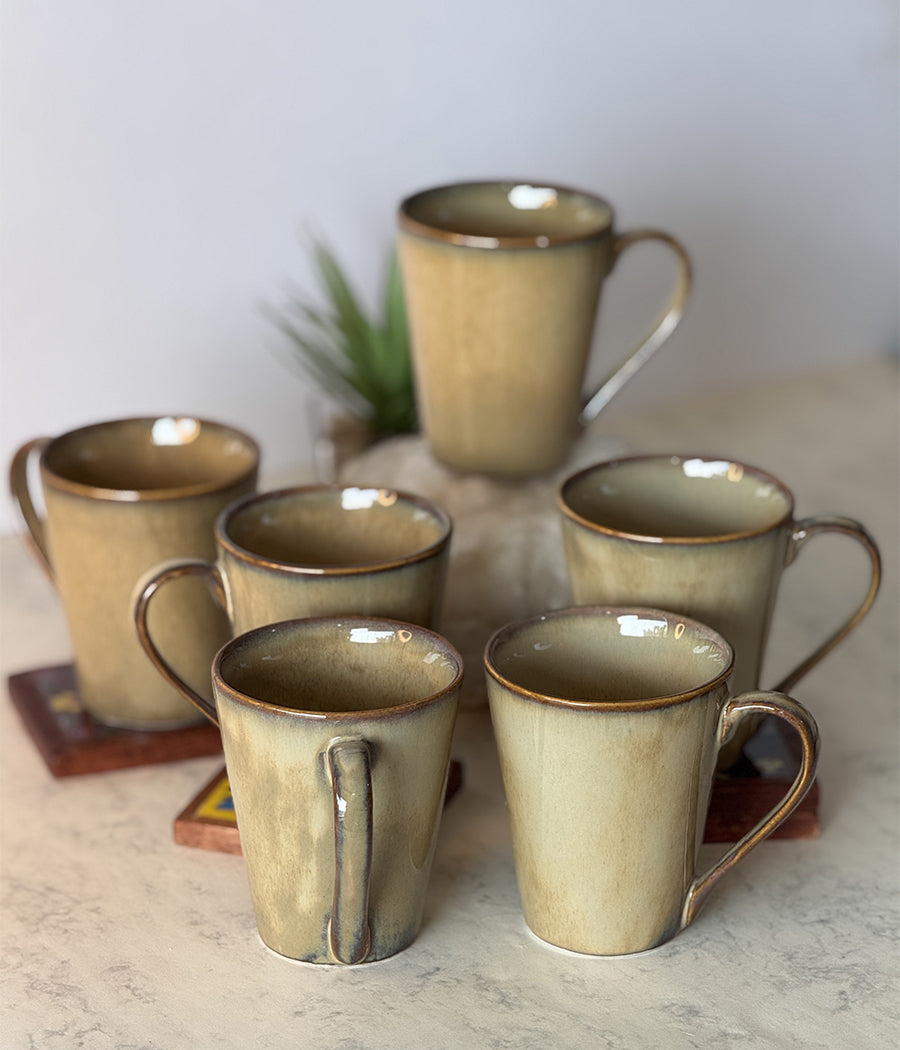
xmin=7 ymin=664 xmax=222 ymax=777
xmin=174 ymin=715 xmax=817 ymax=855
xmin=175 ymin=759 xmax=465 ymax=855
xmin=704 ymin=715 xmax=820 ymax=842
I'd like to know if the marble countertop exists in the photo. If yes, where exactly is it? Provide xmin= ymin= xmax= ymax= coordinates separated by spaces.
xmin=2 ymin=358 xmax=897 ymax=1049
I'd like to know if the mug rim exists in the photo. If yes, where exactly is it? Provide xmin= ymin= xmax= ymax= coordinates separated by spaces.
xmin=557 ymin=453 xmax=795 ymax=544
xmin=484 ymin=605 xmax=735 ymax=711
xmin=397 ymin=179 xmax=615 ymax=249
xmin=38 ymin=416 xmax=260 ymax=502
xmin=215 ymin=484 xmax=453 ymax=575
xmin=213 ymin=615 xmax=464 ymax=719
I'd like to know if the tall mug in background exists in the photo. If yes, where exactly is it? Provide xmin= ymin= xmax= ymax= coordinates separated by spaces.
xmin=397 ymin=180 xmax=691 ymax=478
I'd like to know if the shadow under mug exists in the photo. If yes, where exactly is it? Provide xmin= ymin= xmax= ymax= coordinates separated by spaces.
xmin=141 ymin=615 xmax=463 ymax=965
xmin=397 ymin=180 xmax=692 ymax=477
xmin=558 ymin=454 xmax=881 ymax=768
xmin=133 ymin=485 xmax=453 ymax=687
xmin=9 ymin=416 xmax=260 ymax=729
xmin=484 ymin=605 xmax=819 ymax=957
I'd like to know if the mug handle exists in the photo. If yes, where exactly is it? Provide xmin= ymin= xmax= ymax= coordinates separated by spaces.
xmin=579 ymin=229 xmax=693 ymax=425
xmin=683 ymin=690 xmax=819 ymax=928
xmin=9 ymin=437 xmax=53 ymax=577
xmin=326 ymin=737 xmax=374 ymax=965
xmin=773 ymin=515 xmax=881 ymax=694
xmin=133 ymin=558 xmax=226 ymax=726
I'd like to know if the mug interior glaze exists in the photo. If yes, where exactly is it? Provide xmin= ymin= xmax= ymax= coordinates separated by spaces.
xmin=399 ymin=181 xmax=614 ymax=244
xmin=220 ymin=485 xmax=450 ymax=569
xmin=487 ymin=606 xmax=732 ymax=703
xmin=42 ymin=416 xmax=259 ymax=496
xmin=218 ymin=618 xmax=462 ymax=713
xmin=561 ymin=455 xmax=793 ymax=539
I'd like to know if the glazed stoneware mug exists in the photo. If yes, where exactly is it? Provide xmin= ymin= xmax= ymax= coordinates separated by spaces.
xmin=9 ymin=417 xmax=259 ymax=728
xmin=133 ymin=485 xmax=452 ymax=681
xmin=484 ymin=606 xmax=819 ymax=957
xmin=397 ymin=180 xmax=691 ymax=478
xmin=142 ymin=615 xmax=462 ymax=965
xmin=558 ymin=454 xmax=881 ymax=767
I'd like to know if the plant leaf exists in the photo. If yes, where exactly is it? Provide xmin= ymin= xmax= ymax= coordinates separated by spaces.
xmin=311 ymin=241 xmax=380 ymax=379
xmin=265 ymin=238 xmax=418 ymax=436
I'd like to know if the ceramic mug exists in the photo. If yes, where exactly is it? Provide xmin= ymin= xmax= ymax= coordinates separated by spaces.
xmin=484 ymin=605 xmax=819 ymax=957
xmin=133 ymin=485 xmax=452 ymax=685
xmin=558 ymin=454 xmax=881 ymax=767
xmin=9 ymin=417 xmax=259 ymax=728
xmin=142 ymin=615 xmax=462 ymax=964
xmin=397 ymin=180 xmax=691 ymax=477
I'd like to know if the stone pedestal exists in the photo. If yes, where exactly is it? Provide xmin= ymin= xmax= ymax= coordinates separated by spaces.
xmin=340 ymin=429 xmax=625 ymax=708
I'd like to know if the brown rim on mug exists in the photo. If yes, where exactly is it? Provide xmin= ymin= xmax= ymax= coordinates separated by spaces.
xmin=213 ymin=615 xmax=464 ymax=724
xmin=558 ymin=453 xmax=796 ymax=545
xmin=398 ymin=180 xmax=616 ymax=250
xmin=32 ymin=416 xmax=261 ymax=502
xmin=137 ymin=594 xmax=464 ymax=726
xmin=484 ymin=605 xmax=736 ymax=713
xmin=215 ymin=484 xmax=453 ymax=576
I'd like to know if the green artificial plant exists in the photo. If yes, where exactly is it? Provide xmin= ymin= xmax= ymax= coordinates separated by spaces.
xmin=270 ymin=240 xmax=417 ymax=438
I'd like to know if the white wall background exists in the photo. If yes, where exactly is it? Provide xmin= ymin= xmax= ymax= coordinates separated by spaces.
xmin=1 ymin=0 xmax=897 ymax=535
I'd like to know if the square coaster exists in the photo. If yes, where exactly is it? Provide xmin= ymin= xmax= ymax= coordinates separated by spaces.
xmin=174 ymin=766 xmax=241 ymax=854
xmin=174 ymin=758 xmax=465 ymax=855
xmin=7 ymin=664 xmax=222 ymax=777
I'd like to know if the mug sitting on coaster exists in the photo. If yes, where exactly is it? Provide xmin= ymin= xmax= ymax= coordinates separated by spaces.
xmin=9 ymin=417 xmax=260 ymax=729
xmin=558 ymin=454 xmax=881 ymax=768
xmin=141 ymin=615 xmax=463 ymax=965
xmin=484 ymin=606 xmax=819 ymax=957
xmin=397 ymin=180 xmax=691 ymax=478
xmin=133 ymin=485 xmax=452 ymax=677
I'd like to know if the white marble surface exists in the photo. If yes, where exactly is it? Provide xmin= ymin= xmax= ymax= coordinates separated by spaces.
xmin=1 ymin=359 xmax=897 ymax=1049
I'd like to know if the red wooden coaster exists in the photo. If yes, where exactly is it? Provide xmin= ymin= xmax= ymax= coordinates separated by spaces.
xmin=174 ymin=759 xmax=465 ymax=855
xmin=7 ymin=664 xmax=222 ymax=777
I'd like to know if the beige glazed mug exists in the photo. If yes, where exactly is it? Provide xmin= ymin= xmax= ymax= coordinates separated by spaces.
xmin=141 ymin=616 xmax=462 ymax=965
xmin=485 ymin=606 xmax=819 ymax=957
xmin=133 ymin=485 xmax=452 ymax=677
xmin=397 ymin=180 xmax=691 ymax=477
xmin=9 ymin=417 xmax=259 ymax=728
xmin=558 ymin=454 xmax=881 ymax=767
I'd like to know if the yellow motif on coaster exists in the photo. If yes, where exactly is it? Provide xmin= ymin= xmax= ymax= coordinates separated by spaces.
xmin=49 ymin=690 xmax=82 ymax=714
xmin=195 ymin=775 xmax=237 ymax=824
xmin=754 ymin=757 xmax=787 ymax=776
